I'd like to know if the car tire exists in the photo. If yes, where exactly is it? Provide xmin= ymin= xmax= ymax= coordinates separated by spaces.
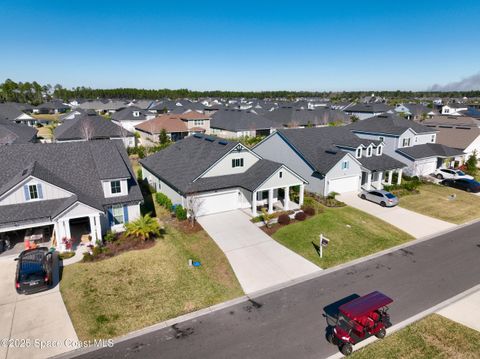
xmin=380 ymin=201 xmax=386 ymax=207
xmin=326 ymin=332 xmax=335 ymax=344
xmin=340 ymin=343 xmax=353 ymax=356
xmin=436 ymin=174 xmax=443 ymax=179
xmin=360 ymin=194 xmax=366 ymax=200
xmin=375 ymin=327 xmax=386 ymax=339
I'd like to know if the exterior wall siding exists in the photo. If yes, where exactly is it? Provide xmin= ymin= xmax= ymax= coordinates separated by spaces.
xmin=201 ymin=148 xmax=259 ymax=178
xmin=142 ymin=166 xmax=185 ymax=205
xmin=0 ymin=177 xmax=71 ymax=206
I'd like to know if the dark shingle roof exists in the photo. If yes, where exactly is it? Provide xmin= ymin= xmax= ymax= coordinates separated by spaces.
xmin=0 ymin=103 xmax=27 ymax=122
xmin=0 ymin=123 xmax=37 ymax=144
xmin=396 ymin=143 xmax=465 ymax=160
xmin=210 ymin=109 xmax=278 ymax=132
xmin=357 ymin=154 xmax=406 ymax=171
xmin=344 ymin=103 xmax=392 ymax=113
xmin=264 ymin=107 xmax=350 ymax=126
xmin=348 ymin=113 xmax=436 ymax=135
xmin=54 ymin=115 xmax=133 ymax=140
xmin=111 ymin=106 xmax=150 ymax=122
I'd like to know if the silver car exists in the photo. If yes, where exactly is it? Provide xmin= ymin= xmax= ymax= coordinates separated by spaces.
xmin=360 ymin=189 xmax=399 ymax=207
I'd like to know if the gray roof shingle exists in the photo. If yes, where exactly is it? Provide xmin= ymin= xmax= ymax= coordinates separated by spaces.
xmin=210 ymin=109 xmax=278 ymax=132
xmin=0 ymin=123 xmax=37 ymax=144
xmin=396 ymin=143 xmax=466 ymax=160
xmin=348 ymin=113 xmax=436 ymax=135
xmin=54 ymin=115 xmax=133 ymax=140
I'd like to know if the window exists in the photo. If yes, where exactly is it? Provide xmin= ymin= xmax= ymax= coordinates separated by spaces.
xmin=111 ymin=180 xmax=121 ymax=194
xmin=376 ymin=146 xmax=383 ymax=156
xmin=356 ymin=147 xmax=362 ymax=158
xmin=366 ymin=146 xmax=373 ymax=157
xmin=232 ymin=158 xmax=244 ymax=168
xmin=194 ymin=119 xmax=204 ymax=126
xmin=402 ymin=138 xmax=411 ymax=147
xmin=341 ymin=160 xmax=349 ymax=170
xmin=279 ymin=171 xmax=283 ymax=178
xmin=133 ymin=111 xmax=140 ymax=117
xmin=29 ymin=185 xmax=39 ymax=200
xmin=112 ymin=205 xmax=124 ymax=225
xmin=431 ymin=135 xmax=435 ymax=142
xmin=378 ymin=136 xmax=384 ymax=142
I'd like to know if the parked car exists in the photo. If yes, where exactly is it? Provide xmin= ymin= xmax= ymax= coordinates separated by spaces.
xmin=440 ymin=178 xmax=480 ymax=193
xmin=15 ymin=248 xmax=53 ymax=294
xmin=434 ymin=168 xmax=473 ymax=180
xmin=360 ymin=190 xmax=398 ymax=207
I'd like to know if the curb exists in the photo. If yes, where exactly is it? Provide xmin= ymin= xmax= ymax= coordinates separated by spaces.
xmin=53 ymin=219 xmax=480 ymax=358
xmin=324 ymin=283 xmax=480 ymax=359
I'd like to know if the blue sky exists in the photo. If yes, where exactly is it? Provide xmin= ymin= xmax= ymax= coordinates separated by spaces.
xmin=1 ymin=0 xmax=479 ymax=91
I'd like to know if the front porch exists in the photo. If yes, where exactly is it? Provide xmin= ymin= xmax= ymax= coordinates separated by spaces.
xmin=361 ymin=168 xmax=404 ymax=191
xmin=251 ymin=184 xmax=305 ymax=216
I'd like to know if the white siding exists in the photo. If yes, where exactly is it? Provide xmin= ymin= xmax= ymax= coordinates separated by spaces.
xmin=324 ymin=153 xmax=362 ymax=195
xmin=201 ymin=148 xmax=259 ymax=178
xmin=256 ymin=167 xmax=304 ymax=191
xmin=0 ymin=177 xmax=71 ymax=206
xmin=142 ymin=166 xmax=185 ymax=205
xmin=102 ymin=179 xmax=128 ymax=198
xmin=55 ymin=202 xmax=100 ymax=221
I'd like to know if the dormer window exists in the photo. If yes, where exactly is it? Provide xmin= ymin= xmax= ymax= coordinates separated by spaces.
xmin=194 ymin=119 xmax=204 ymax=126
xmin=24 ymin=183 xmax=43 ymax=201
xmin=402 ymin=138 xmax=411 ymax=147
xmin=232 ymin=158 xmax=244 ymax=168
xmin=111 ymin=180 xmax=121 ymax=194
xmin=133 ymin=111 xmax=140 ymax=117
xmin=366 ymin=146 xmax=373 ymax=157
xmin=376 ymin=145 xmax=383 ymax=156
xmin=356 ymin=147 xmax=362 ymax=158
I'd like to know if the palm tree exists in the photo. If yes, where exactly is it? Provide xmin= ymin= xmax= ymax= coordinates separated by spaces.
xmin=124 ymin=214 xmax=161 ymax=241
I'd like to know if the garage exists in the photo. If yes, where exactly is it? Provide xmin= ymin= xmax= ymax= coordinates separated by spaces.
xmin=327 ymin=175 xmax=360 ymax=194
xmin=194 ymin=190 xmax=240 ymax=216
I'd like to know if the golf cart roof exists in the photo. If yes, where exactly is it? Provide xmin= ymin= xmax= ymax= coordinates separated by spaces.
xmin=339 ymin=291 xmax=393 ymax=318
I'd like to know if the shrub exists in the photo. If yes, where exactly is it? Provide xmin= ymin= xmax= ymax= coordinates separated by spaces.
xmin=277 ymin=214 xmax=291 ymax=225
xmin=156 ymin=193 xmax=172 ymax=210
xmin=303 ymin=207 xmax=316 ymax=216
xmin=82 ymin=252 xmax=94 ymax=262
xmin=124 ymin=214 xmax=161 ymax=241
xmin=175 ymin=205 xmax=187 ymax=220
xmin=294 ymin=211 xmax=307 ymax=221
xmin=92 ymin=245 xmax=104 ymax=257
xmin=251 ymin=215 xmax=263 ymax=223
xmin=103 ymin=230 xmax=116 ymax=243
xmin=59 ymin=251 xmax=75 ymax=260
xmin=302 ymin=197 xmax=316 ymax=208
xmin=136 ymin=168 xmax=143 ymax=181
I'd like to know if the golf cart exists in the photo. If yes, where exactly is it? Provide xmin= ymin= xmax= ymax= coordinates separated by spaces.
xmin=327 ymin=291 xmax=393 ymax=356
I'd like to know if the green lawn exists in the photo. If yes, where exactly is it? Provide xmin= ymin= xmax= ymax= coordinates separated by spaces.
xmin=60 ymin=226 xmax=243 ymax=340
xmin=272 ymin=205 xmax=413 ymax=268
xmin=350 ymin=314 xmax=480 ymax=359
xmin=399 ymin=183 xmax=480 ymax=224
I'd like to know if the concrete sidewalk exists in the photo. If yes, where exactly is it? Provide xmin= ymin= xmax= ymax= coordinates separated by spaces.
xmin=0 ymin=255 xmax=78 ymax=359
xmin=198 ymin=210 xmax=321 ymax=294
xmin=437 ymin=290 xmax=480 ymax=331
xmin=337 ymin=192 xmax=456 ymax=238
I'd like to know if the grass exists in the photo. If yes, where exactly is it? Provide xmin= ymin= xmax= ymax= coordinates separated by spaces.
xmin=60 ymin=225 xmax=243 ymax=340
xmin=398 ymin=183 xmax=480 ymax=224
xmin=350 ymin=314 xmax=480 ymax=359
xmin=31 ymin=113 xmax=61 ymax=121
xmin=272 ymin=204 xmax=413 ymax=268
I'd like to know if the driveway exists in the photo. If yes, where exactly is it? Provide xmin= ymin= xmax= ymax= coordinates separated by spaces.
xmin=0 ymin=254 xmax=78 ymax=359
xmin=198 ymin=210 xmax=321 ymax=294
xmin=337 ymin=192 xmax=456 ymax=238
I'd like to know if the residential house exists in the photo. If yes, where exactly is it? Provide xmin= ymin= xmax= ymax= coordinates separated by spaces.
xmin=111 ymin=106 xmax=156 ymax=132
xmin=394 ymin=103 xmax=436 ymax=121
xmin=0 ymin=141 xmax=143 ymax=247
xmin=33 ymin=101 xmax=71 ymax=114
xmin=344 ymin=103 xmax=393 ymax=120
xmin=348 ymin=114 xmax=465 ymax=176
xmin=75 ymin=99 xmax=128 ymax=114
xmin=0 ymin=122 xmax=37 ymax=145
xmin=0 ymin=103 xmax=36 ymax=126
xmin=441 ymin=103 xmax=469 ymax=115
xmin=253 ymin=127 xmax=406 ymax=196
xmin=140 ymin=134 xmax=307 ymax=217
xmin=135 ymin=112 xmax=210 ymax=144
xmin=209 ymin=109 xmax=277 ymax=138
xmin=54 ymin=114 xmax=135 ymax=147
xmin=264 ymin=106 xmax=350 ymax=128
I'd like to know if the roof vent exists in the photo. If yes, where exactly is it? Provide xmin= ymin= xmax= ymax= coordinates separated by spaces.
xmin=193 ymin=133 xmax=203 ymax=139
xmin=204 ymin=136 xmax=215 ymax=142
xmin=22 ymin=168 xmax=28 ymax=176
xmin=218 ymin=140 xmax=228 ymax=145
xmin=325 ymin=149 xmax=337 ymax=154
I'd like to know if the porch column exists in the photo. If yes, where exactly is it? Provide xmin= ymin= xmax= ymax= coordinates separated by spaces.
xmin=95 ymin=214 xmax=102 ymax=242
xmin=366 ymin=172 xmax=372 ymax=190
xmin=284 ymin=186 xmax=290 ymax=210
xmin=268 ymin=188 xmax=274 ymax=214
xmin=252 ymin=191 xmax=257 ymax=216
xmin=89 ymin=216 xmax=97 ymax=243
xmin=299 ymin=184 xmax=305 ymax=206
xmin=388 ymin=170 xmax=393 ymax=185
xmin=397 ymin=169 xmax=403 ymax=185
xmin=377 ymin=171 xmax=383 ymax=188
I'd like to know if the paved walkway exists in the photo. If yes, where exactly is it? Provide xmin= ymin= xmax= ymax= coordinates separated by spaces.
xmin=437 ymin=290 xmax=480 ymax=331
xmin=198 ymin=210 xmax=321 ymax=294
xmin=337 ymin=192 xmax=456 ymax=238
xmin=0 ymin=255 xmax=78 ymax=359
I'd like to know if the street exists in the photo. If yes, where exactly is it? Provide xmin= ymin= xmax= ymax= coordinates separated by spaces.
xmin=70 ymin=222 xmax=480 ymax=359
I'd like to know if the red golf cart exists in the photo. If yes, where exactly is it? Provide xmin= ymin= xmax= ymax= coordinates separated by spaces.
xmin=327 ymin=291 xmax=393 ymax=356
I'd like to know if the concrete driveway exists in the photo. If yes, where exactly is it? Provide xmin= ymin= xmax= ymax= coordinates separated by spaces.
xmin=0 ymin=254 xmax=78 ymax=359
xmin=337 ymin=192 xmax=456 ymax=238
xmin=198 ymin=210 xmax=321 ymax=294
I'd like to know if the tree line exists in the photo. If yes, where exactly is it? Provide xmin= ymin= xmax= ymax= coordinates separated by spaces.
xmin=1 ymin=78 xmax=480 ymax=104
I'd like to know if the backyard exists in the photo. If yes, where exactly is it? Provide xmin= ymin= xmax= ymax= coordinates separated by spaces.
xmin=272 ymin=202 xmax=413 ymax=268
xmin=350 ymin=314 xmax=480 ymax=359
xmin=60 ymin=224 xmax=243 ymax=340
xmin=398 ymin=183 xmax=480 ymax=224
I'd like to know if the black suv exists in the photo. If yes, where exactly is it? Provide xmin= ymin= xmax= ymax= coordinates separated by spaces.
xmin=441 ymin=178 xmax=480 ymax=193
xmin=15 ymin=248 xmax=53 ymax=294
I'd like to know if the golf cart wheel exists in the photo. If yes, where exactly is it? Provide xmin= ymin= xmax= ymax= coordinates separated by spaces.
xmin=326 ymin=332 xmax=334 ymax=344
xmin=375 ymin=327 xmax=386 ymax=339
xmin=340 ymin=342 xmax=353 ymax=356
xmin=436 ymin=174 xmax=443 ymax=179
xmin=380 ymin=201 xmax=386 ymax=207
xmin=360 ymin=194 xmax=366 ymax=200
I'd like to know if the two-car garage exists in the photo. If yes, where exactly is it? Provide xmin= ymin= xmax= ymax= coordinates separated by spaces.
xmin=194 ymin=189 xmax=248 ymax=217
xmin=326 ymin=175 xmax=360 ymax=195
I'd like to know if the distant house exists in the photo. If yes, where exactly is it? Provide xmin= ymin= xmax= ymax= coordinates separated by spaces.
xmin=33 ymin=101 xmax=71 ymax=114
xmin=0 ymin=141 xmax=143 ymax=245
xmin=209 ymin=109 xmax=277 ymax=138
xmin=54 ymin=115 xmax=135 ymax=147
xmin=394 ymin=103 xmax=436 ymax=121
xmin=111 ymin=106 xmax=156 ymax=132
xmin=0 ymin=122 xmax=37 ymax=145
xmin=422 ymin=115 xmax=480 ymax=129
xmin=0 ymin=103 xmax=36 ymax=126
xmin=135 ymin=112 xmax=210 ymax=144
xmin=75 ymin=100 xmax=128 ymax=114
xmin=344 ymin=103 xmax=393 ymax=120
xmin=264 ymin=107 xmax=350 ymax=128
xmin=348 ymin=114 xmax=465 ymax=176
xmin=441 ymin=103 xmax=469 ymax=115
xmin=140 ymin=134 xmax=307 ymax=217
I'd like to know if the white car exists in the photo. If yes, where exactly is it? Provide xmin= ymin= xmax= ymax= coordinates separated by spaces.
xmin=434 ymin=168 xmax=473 ymax=180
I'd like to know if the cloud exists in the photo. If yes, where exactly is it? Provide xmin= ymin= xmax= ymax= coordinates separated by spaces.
xmin=429 ymin=72 xmax=480 ymax=91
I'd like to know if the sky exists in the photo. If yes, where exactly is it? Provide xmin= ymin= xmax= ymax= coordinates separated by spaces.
xmin=1 ymin=0 xmax=480 ymax=91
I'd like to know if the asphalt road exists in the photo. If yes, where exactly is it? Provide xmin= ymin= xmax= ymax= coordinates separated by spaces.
xmin=73 ymin=222 xmax=480 ymax=359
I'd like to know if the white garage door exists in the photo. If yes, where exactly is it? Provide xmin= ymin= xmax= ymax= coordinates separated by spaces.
xmin=328 ymin=176 xmax=360 ymax=194
xmin=414 ymin=159 xmax=437 ymax=176
xmin=195 ymin=190 xmax=240 ymax=216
